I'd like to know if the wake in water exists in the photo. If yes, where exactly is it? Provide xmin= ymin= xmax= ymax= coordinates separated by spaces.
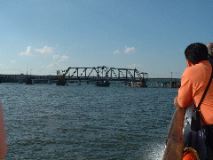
xmin=147 ymin=143 xmax=165 ymax=160
xmin=134 ymin=143 xmax=165 ymax=160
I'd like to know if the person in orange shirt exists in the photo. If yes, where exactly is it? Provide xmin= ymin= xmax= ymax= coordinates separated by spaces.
xmin=174 ymin=43 xmax=213 ymax=124
xmin=174 ymin=42 xmax=213 ymax=160
xmin=0 ymin=102 xmax=7 ymax=160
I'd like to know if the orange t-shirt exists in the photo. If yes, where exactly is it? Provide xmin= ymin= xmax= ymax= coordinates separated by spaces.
xmin=177 ymin=60 xmax=213 ymax=125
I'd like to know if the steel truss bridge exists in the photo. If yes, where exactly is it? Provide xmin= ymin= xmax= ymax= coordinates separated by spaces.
xmin=57 ymin=66 xmax=148 ymax=82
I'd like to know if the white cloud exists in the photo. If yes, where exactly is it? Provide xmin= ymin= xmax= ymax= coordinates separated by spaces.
xmin=47 ymin=54 xmax=70 ymax=69
xmin=19 ymin=46 xmax=33 ymax=56
xmin=52 ymin=54 xmax=69 ymax=62
xmin=124 ymin=46 xmax=136 ymax=54
xmin=35 ymin=46 xmax=54 ymax=55
xmin=18 ymin=45 xmax=55 ymax=56
xmin=113 ymin=46 xmax=136 ymax=55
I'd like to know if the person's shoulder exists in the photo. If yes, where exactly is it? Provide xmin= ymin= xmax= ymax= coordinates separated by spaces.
xmin=183 ymin=61 xmax=211 ymax=81
xmin=182 ymin=64 xmax=201 ymax=81
xmin=182 ymin=66 xmax=195 ymax=76
xmin=190 ymin=61 xmax=210 ymax=71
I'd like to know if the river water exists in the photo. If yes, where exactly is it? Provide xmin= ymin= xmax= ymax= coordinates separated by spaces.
xmin=0 ymin=83 xmax=177 ymax=160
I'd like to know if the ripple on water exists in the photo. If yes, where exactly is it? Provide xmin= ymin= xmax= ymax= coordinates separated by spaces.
xmin=0 ymin=84 xmax=177 ymax=160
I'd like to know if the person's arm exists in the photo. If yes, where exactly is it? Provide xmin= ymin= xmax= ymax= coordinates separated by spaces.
xmin=174 ymin=96 xmax=181 ymax=108
xmin=174 ymin=71 xmax=193 ymax=108
xmin=0 ymin=103 xmax=7 ymax=159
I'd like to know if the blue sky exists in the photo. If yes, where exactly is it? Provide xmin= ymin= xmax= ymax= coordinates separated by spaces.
xmin=0 ymin=0 xmax=213 ymax=77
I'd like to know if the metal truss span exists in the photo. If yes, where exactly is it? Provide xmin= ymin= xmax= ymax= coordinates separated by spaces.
xmin=57 ymin=66 xmax=148 ymax=82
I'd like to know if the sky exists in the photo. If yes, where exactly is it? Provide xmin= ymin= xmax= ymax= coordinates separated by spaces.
xmin=0 ymin=0 xmax=213 ymax=78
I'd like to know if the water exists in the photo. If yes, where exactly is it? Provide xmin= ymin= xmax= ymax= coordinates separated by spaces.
xmin=0 ymin=83 xmax=177 ymax=160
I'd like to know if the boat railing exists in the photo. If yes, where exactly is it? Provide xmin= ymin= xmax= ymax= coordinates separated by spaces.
xmin=162 ymin=107 xmax=186 ymax=160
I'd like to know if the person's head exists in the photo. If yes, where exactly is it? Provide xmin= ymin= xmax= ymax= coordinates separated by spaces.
xmin=207 ymin=43 xmax=213 ymax=56
xmin=184 ymin=43 xmax=208 ymax=65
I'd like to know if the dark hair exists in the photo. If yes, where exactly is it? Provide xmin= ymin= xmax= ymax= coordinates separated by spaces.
xmin=184 ymin=43 xmax=208 ymax=64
